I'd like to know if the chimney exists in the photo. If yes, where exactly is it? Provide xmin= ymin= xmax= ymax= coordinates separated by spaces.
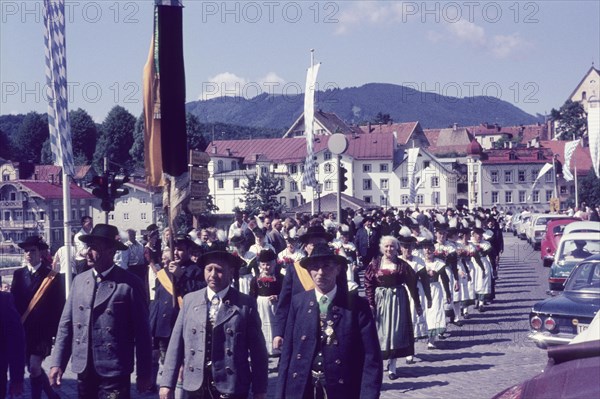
xmin=367 ymin=121 xmax=372 ymax=133
xmin=453 ymin=123 xmax=458 ymax=131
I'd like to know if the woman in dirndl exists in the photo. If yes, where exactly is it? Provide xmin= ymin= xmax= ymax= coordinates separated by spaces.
xmin=364 ymin=235 xmax=421 ymax=380
xmin=249 ymin=249 xmax=283 ymax=356
xmin=421 ymin=238 xmax=452 ymax=349
xmin=455 ymin=226 xmax=475 ymax=318
xmin=470 ymin=226 xmax=493 ymax=312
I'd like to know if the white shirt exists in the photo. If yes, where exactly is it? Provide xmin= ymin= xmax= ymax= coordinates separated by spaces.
xmin=206 ymin=285 xmax=231 ymax=313
xmin=93 ymin=265 xmax=115 ymax=280
xmin=74 ymin=228 xmax=89 ymax=261
xmin=27 ymin=262 xmax=42 ymax=274
xmin=127 ymin=241 xmax=145 ymax=266
xmin=53 ymin=245 xmax=76 ymax=274
xmin=315 ymin=285 xmax=337 ymax=306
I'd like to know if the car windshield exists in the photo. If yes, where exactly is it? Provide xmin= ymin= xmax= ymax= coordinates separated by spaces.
xmin=559 ymin=240 xmax=600 ymax=262
xmin=536 ymin=217 xmax=552 ymax=225
xmin=565 ymin=261 xmax=600 ymax=293
xmin=552 ymin=225 xmax=566 ymax=235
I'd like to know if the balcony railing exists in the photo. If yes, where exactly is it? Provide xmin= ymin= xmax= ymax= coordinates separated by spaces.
xmin=0 ymin=200 xmax=23 ymax=209
xmin=0 ymin=220 xmax=39 ymax=229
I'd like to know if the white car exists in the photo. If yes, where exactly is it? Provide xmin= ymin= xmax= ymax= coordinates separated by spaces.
xmin=527 ymin=214 xmax=574 ymax=250
xmin=518 ymin=213 xmax=533 ymax=240
xmin=563 ymin=221 xmax=600 ymax=235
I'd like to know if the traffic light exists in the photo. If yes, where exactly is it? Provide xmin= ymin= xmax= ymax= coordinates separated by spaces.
xmin=339 ymin=166 xmax=348 ymax=192
xmin=88 ymin=175 xmax=113 ymax=212
xmin=111 ymin=174 xmax=130 ymax=199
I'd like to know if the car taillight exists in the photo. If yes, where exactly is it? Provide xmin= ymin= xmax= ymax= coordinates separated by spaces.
xmin=544 ymin=317 xmax=556 ymax=331
xmin=531 ymin=316 xmax=542 ymax=330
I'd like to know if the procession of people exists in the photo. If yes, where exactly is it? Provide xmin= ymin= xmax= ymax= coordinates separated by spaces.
xmin=0 ymin=205 xmax=509 ymax=399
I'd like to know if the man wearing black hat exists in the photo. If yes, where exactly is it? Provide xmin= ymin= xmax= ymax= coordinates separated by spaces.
xmin=11 ymin=236 xmax=64 ymax=399
xmin=354 ymin=217 xmax=381 ymax=271
xmin=159 ymin=249 xmax=268 ymax=399
xmin=275 ymin=243 xmax=382 ymax=399
xmin=49 ymin=224 xmax=153 ymax=397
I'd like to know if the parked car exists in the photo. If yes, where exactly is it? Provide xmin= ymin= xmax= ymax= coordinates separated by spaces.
xmin=530 ymin=254 xmax=600 ymax=349
xmin=549 ymin=233 xmax=600 ymax=292
xmin=510 ymin=213 xmax=522 ymax=236
xmin=563 ymin=220 xmax=600 ymax=235
xmin=496 ymin=314 xmax=600 ymax=398
xmin=541 ymin=218 xmax=581 ymax=266
xmin=517 ymin=213 xmax=533 ymax=240
xmin=527 ymin=214 xmax=572 ymax=250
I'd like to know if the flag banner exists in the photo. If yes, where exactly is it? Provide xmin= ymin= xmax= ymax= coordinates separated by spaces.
xmin=406 ymin=148 xmax=420 ymax=203
xmin=562 ymin=139 xmax=580 ymax=181
xmin=143 ymin=3 xmax=187 ymax=186
xmin=44 ymin=0 xmax=75 ymax=177
xmin=301 ymin=62 xmax=321 ymax=189
xmin=528 ymin=162 xmax=553 ymax=199
xmin=588 ymin=100 xmax=600 ymax=177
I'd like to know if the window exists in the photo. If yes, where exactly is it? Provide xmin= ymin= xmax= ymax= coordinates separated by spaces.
xmin=273 ymin=163 xmax=278 ymax=170
xmin=545 ymin=173 xmax=553 ymax=183
xmin=217 ymin=179 xmax=224 ymax=189
xmin=401 ymin=177 xmax=408 ymax=188
xmin=324 ymin=163 xmax=333 ymax=173
xmin=141 ymin=212 xmax=147 ymax=220
xmin=290 ymin=198 xmax=298 ymax=208
xmin=300 ymin=164 xmax=304 ymax=173
xmin=537 ymin=151 xmax=545 ymax=161
xmin=401 ymin=195 xmax=409 ymax=205
xmin=72 ymin=209 xmax=77 ymax=220
xmin=363 ymin=164 xmax=372 ymax=173
xmin=423 ymin=161 xmax=430 ymax=169
xmin=582 ymin=91 xmax=587 ymax=100
xmin=233 ymin=179 xmax=240 ymax=189
xmin=140 ymin=198 xmax=147 ymax=204
xmin=380 ymin=179 xmax=389 ymax=190
xmin=217 ymin=160 xmax=223 ymax=172
xmin=546 ymin=190 xmax=553 ymax=201
xmin=363 ymin=179 xmax=372 ymax=190
xmin=231 ymin=161 xmax=237 ymax=170
xmin=2 ymin=174 xmax=9 ymax=181
xmin=80 ymin=208 xmax=86 ymax=218
xmin=431 ymin=192 xmax=440 ymax=205
xmin=124 ymin=213 xmax=130 ymax=220
xmin=324 ymin=151 xmax=332 ymax=160
xmin=363 ymin=196 xmax=372 ymax=203
xmin=290 ymin=181 xmax=298 ymax=192
xmin=279 ymin=196 xmax=287 ymax=205
xmin=519 ymin=191 xmax=526 ymax=203
xmin=518 ymin=170 xmax=525 ymax=183
xmin=122 ymin=198 xmax=129 ymax=204
xmin=324 ymin=180 xmax=333 ymax=191
xmin=416 ymin=194 xmax=424 ymax=204
xmin=491 ymin=171 xmax=499 ymax=183
xmin=509 ymin=152 xmax=517 ymax=160
xmin=109 ymin=214 xmax=114 ymax=220
xmin=532 ymin=190 xmax=540 ymax=202
xmin=504 ymin=170 xmax=513 ymax=183
xmin=531 ymin=169 xmax=539 ymax=181
xmin=473 ymin=172 xmax=478 ymax=183
xmin=380 ymin=163 xmax=388 ymax=172
xmin=53 ymin=209 xmax=60 ymax=221
xmin=289 ymin=165 xmax=298 ymax=174
xmin=491 ymin=191 xmax=499 ymax=203
xmin=261 ymin=166 xmax=268 ymax=174
xmin=560 ymin=186 xmax=568 ymax=195
xmin=380 ymin=196 xmax=387 ymax=205
xmin=505 ymin=191 xmax=513 ymax=203
xmin=430 ymin=176 xmax=439 ymax=188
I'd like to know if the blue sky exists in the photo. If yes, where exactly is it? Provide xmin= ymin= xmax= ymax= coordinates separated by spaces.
xmin=1 ymin=1 xmax=599 ymax=122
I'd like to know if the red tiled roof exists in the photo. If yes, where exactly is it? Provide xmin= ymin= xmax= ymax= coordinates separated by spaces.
xmin=423 ymin=127 xmax=475 ymax=155
xmin=208 ymin=132 xmax=396 ymax=164
xmin=19 ymin=181 xmax=94 ymax=199
xmin=33 ymin=165 xmax=92 ymax=180
xmin=465 ymin=124 xmax=547 ymax=142
xmin=359 ymin=122 xmax=419 ymax=145
xmin=539 ymin=141 xmax=593 ymax=175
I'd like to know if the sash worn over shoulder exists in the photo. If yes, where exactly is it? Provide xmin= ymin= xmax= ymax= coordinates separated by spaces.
xmin=156 ymin=269 xmax=183 ymax=307
xmin=293 ymin=261 xmax=315 ymax=291
xmin=21 ymin=270 xmax=58 ymax=324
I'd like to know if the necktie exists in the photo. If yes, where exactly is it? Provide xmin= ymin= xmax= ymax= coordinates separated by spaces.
xmin=319 ymin=296 xmax=329 ymax=314
xmin=209 ymin=296 xmax=220 ymax=325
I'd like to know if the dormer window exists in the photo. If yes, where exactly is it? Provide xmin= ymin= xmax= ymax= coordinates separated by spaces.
xmin=537 ymin=151 xmax=544 ymax=160
xmin=508 ymin=152 xmax=517 ymax=160
xmin=582 ymin=91 xmax=587 ymax=100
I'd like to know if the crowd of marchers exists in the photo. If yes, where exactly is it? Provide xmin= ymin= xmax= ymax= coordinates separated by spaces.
xmin=1 ymin=205 xmax=509 ymax=399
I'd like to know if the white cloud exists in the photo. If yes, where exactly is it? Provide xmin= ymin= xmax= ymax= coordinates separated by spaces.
xmin=446 ymin=20 xmax=486 ymax=46
xmin=426 ymin=30 xmax=444 ymax=43
xmin=335 ymin=1 xmax=404 ymax=35
xmin=490 ymin=33 xmax=530 ymax=59
xmin=200 ymin=72 xmax=287 ymax=100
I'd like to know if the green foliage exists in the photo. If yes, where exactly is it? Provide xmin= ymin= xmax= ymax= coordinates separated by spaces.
xmin=241 ymin=172 xmax=284 ymax=214
xmin=187 ymin=113 xmax=209 ymax=150
xmin=93 ymin=106 xmax=136 ymax=172
xmin=551 ymin=100 xmax=587 ymax=140
xmin=69 ymin=108 xmax=97 ymax=162
xmin=372 ymin=112 xmax=392 ymax=124
xmin=0 ymin=129 xmax=11 ymax=159
xmin=11 ymin=112 xmax=49 ymax=164
xmin=578 ymin=169 xmax=600 ymax=206
xmin=129 ymin=113 xmax=145 ymax=170
xmin=40 ymin=138 xmax=53 ymax=164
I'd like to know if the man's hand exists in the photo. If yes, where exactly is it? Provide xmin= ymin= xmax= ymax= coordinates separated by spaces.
xmin=272 ymin=336 xmax=283 ymax=350
xmin=8 ymin=380 xmax=24 ymax=397
xmin=415 ymin=305 xmax=423 ymax=317
xmin=454 ymin=281 xmax=460 ymax=292
xmin=136 ymin=375 xmax=152 ymax=393
xmin=159 ymin=387 xmax=174 ymax=399
xmin=48 ymin=367 xmax=62 ymax=388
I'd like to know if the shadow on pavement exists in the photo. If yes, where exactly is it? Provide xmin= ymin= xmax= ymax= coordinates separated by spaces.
xmin=415 ymin=351 xmax=504 ymax=362
xmin=384 ymin=380 xmax=449 ymax=392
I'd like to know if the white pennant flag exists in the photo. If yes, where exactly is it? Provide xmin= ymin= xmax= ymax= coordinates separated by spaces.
xmin=528 ymin=162 xmax=553 ymax=200
xmin=406 ymin=148 xmax=420 ymax=203
xmin=562 ymin=139 xmax=580 ymax=181
xmin=588 ymin=99 xmax=600 ymax=177
xmin=302 ymin=62 xmax=321 ymax=189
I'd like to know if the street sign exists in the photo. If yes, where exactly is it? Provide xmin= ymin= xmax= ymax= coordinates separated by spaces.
xmin=190 ymin=166 xmax=210 ymax=181
xmin=190 ymin=150 xmax=211 ymax=165
xmin=188 ymin=199 xmax=207 ymax=214
xmin=190 ymin=182 xmax=210 ymax=197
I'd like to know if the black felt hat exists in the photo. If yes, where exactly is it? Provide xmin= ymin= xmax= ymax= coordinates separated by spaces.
xmin=257 ymin=249 xmax=277 ymax=263
xmin=298 ymin=225 xmax=334 ymax=244
xmin=299 ymin=243 xmax=347 ymax=269
xmin=78 ymin=224 xmax=128 ymax=251
xmin=18 ymin=236 xmax=49 ymax=251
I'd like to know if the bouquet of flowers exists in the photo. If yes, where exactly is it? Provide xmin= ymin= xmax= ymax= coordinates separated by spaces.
xmin=257 ymin=275 xmax=276 ymax=284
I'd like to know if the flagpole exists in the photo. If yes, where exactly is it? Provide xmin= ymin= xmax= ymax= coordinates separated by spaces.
xmin=574 ymin=158 xmax=579 ymax=208
xmin=310 ymin=49 xmax=316 ymax=216
xmin=62 ymin=170 xmax=72 ymax=296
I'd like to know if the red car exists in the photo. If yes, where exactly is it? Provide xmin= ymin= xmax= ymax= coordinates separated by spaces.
xmin=541 ymin=218 xmax=580 ymax=267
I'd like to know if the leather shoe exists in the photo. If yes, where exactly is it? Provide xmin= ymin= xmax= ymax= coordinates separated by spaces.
xmin=388 ymin=371 xmax=399 ymax=380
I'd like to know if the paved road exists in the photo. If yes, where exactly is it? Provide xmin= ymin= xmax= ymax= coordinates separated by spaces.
xmin=27 ymin=234 xmax=550 ymax=398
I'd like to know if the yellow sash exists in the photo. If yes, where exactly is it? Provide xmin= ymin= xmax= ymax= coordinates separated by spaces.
xmin=156 ymin=269 xmax=183 ymax=308
xmin=294 ymin=261 xmax=315 ymax=291
xmin=21 ymin=270 xmax=58 ymax=324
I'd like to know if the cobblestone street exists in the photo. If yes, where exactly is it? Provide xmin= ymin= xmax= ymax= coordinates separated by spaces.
xmin=34 ymin=234 xmax=550 ymax=398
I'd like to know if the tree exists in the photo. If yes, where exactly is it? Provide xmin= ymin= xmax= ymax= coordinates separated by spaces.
xmin=551 ymin=100 xmax=587 ymax=140
xmin=240 ymin=172 xmax=284 ymax=215
xmin=93 ymin=106 xmax=136 ymax=172
xmin=129 ymin=113 xmax=145 ymax=170
xmin=11 ymin=112 xmax=49 ymax=164
xmin=0 ymin=129 xmax=11 ymax=159
xmin=372 ymin=112 xmax=392 ymax=125
xmin=40 ymin=138 xmax=53 ymax=164
xmin=187 ymin=113 xmax=208 ymax=151
xmin=70 ymin=108 xmax=97 ymax=162
xmin=578 ymin=169 xmax=600 ymax=207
